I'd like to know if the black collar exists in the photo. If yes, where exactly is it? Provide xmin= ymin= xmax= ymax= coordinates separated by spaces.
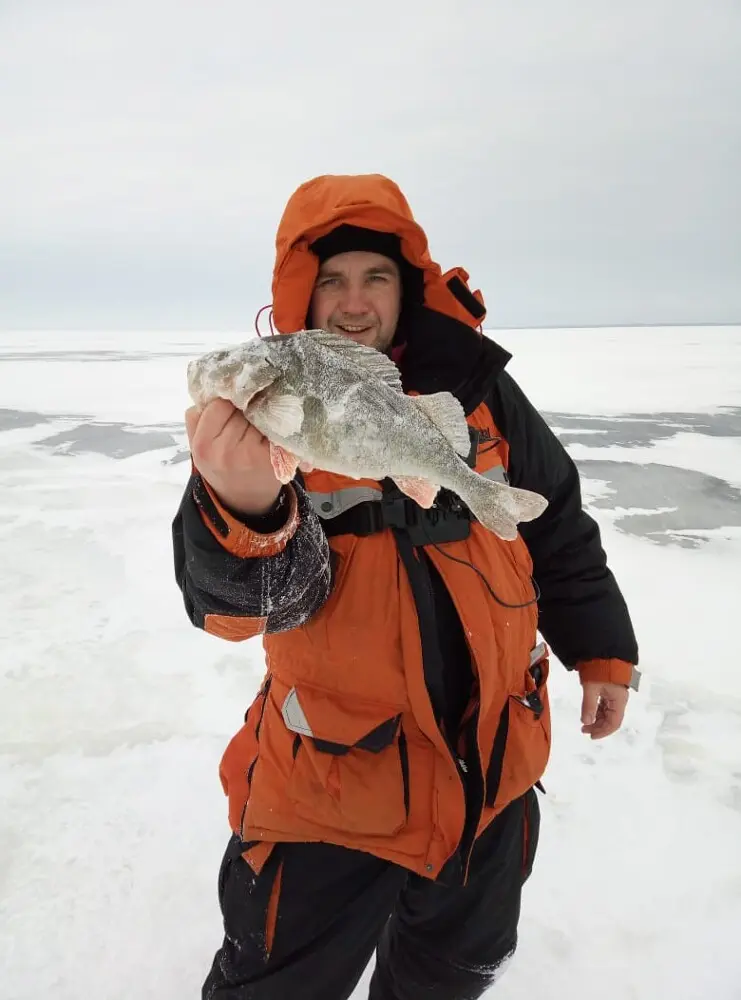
xmin=396 ymin=306 xmax=512 ymax=413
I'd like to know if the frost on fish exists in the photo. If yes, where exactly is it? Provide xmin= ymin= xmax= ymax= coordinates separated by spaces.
xmin=187 ymin=329 xmax=549 ymax=541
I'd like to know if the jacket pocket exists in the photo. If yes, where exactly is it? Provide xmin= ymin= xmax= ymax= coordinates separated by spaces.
xmin=485 ymin=645 xmax=552 ymax=809
xmin=281 ymin=682 xmax=409 ymax=837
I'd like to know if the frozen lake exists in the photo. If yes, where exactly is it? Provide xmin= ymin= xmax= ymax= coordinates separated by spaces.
xmin=1 ymin=325 xmax=740 ymax=999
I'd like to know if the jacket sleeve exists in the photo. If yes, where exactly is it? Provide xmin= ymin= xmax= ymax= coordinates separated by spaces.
xmin=172 ymin=470 xmax=332 ymax=641
xmin=487 ymin=372 xmax=640 ymax=690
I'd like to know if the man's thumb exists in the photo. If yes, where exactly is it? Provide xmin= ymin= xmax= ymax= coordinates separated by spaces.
xmin=581 ymin=684 xmax=599 ymax=726
xmin=185 ymin=405 xmax=201 ymax=446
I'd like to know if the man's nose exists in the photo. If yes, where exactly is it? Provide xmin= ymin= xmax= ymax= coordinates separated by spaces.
xmin=339 ymin=283 xmax=370 ymax=315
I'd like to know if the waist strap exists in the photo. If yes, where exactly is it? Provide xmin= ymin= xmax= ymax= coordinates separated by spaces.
xmin=310 ymin=480 xmax=474 ymax=545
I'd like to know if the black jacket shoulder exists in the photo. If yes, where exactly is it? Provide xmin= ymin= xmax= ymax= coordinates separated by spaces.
xmin=486 ymin=368 xmax=639 ymax=673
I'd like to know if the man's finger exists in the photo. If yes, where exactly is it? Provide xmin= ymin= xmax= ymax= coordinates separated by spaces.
xmin=581 ymin=703 xmax=620 ymax=739
xmin=185 ymin=406 xmax=201 ymax=446
xmin=581 ymin=685 xmax=599 ymax=727
xmin=581 ymin=690 xmax=628 ymax=740
xmin=215 ymin=408 xmax=245 ymax=444
xmin=198 ymin=398 xmax=241 ymax=441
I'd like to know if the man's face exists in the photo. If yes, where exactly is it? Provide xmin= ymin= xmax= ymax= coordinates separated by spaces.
xmin=309 ymin=250 xmax=402 ymax=352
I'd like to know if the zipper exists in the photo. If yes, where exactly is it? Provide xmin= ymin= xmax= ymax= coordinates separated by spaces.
xmin=414 ymin=545 xmax=477 ymax=878
xmin=416 ymin=546 xmax=469 ymax=782
xmin=398 ymin=727 xmax=410 ymax=819
xmin=246 ymin=674 xmax=272 ymax=790
xmin=392 ymin=525 xmax=474 ymax=882
xmin=457 ymin=711 xmax=485 ymax=883
xmin=484 ymin=700 xmax=510 ymax=808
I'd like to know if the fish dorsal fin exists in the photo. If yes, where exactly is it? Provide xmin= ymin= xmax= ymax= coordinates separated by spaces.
xmin=301 ymin=329 xmax=404 ymax=393
xmin=412 ymin=392 xmax=471 ymax=456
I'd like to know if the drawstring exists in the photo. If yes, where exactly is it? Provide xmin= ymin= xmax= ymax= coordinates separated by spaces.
xmin=254 ymin=304 xmax=275 ymax=338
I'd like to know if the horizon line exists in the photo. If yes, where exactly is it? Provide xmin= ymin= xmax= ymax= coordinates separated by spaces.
xmin=1 ymin=320 xmax=740 ymax=335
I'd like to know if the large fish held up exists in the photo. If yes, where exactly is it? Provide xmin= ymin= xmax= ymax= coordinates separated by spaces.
xmin=187 ymin=329 xmax=548 ymax=541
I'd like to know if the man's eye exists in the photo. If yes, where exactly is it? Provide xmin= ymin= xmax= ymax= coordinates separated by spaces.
xmin=368 ymin=274 xmax=388 ymax=283
xmin=317 ymin=277 xmax=339 ymax=288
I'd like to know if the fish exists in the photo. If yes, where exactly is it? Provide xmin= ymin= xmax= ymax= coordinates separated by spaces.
xmin=186 ymin=328 xmax=548 ymax=540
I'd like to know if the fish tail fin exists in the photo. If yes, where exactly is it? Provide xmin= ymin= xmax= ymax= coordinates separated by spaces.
xmin=459 ymin=469 xmax=548 ymax=541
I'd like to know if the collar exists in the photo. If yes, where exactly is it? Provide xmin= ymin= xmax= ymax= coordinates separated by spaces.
xmin=395 ymin=306 xmax=512 ymax=412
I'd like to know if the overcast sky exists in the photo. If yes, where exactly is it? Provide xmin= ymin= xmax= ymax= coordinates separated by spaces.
xmin=1 ymin=0 xmax=739 ymax=330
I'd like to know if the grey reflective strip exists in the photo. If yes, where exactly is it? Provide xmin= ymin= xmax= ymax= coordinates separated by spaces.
xmin=308 ymin=466 xmax=507 ymax=519
xmin=308 ymin=486 xmax=383 ymax=519
xmin=282 ymin=688 xmax=313 ymax=736
xmin=529 ymin=641 xmax=548 ymax=667
xmin=481 ymin=464 xmax=508 ymax=484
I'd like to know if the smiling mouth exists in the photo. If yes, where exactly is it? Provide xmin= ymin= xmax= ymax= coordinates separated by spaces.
xmin=336 ymin=324 xmax=372 ymax=336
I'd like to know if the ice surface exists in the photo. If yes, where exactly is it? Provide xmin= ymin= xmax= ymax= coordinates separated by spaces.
xmin=1 ymin=326 xmax=740 ymax=1000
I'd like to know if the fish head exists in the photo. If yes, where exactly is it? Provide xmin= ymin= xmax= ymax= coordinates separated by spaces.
xmin=187 ymin=339 xmax=281 ymax=411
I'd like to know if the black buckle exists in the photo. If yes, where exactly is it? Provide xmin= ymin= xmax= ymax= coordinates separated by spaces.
xmin=379 ymin=492 xmax=415 ymax=531
xmin=380 ymin=484 xmax=472 ymax=546
xmin=524 ymin=662 xmax=545 ymax=719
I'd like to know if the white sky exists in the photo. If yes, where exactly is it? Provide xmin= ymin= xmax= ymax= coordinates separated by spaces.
xmin=1 ymin=0 xmax=739 ymax=329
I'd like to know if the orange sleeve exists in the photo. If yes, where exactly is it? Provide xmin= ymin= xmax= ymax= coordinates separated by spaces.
xmin=194 ymin=475 xmax=300 ymax=559
xmin=577 ymin=658 xmax=640 ymax=690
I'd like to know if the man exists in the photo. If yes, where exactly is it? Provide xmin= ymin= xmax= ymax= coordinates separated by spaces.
xmin=173 ymin=173 xmax=639 ymax=1000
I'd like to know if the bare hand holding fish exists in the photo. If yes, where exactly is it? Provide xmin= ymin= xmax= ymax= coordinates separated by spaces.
xmin=185 ymin=399 xmax=283 ymax=516
xmin=187 ymin=329 xmax=548 ymax=540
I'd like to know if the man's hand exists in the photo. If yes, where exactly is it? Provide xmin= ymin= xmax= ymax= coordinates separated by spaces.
xmin=580 ymin=681 xmax=629 ymax=740
xmin=185 ymin=399 xmax=282 ymax=516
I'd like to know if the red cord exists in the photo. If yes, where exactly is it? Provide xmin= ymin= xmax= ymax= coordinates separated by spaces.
xmin=254 ymin=304 xmax=275 ymax=337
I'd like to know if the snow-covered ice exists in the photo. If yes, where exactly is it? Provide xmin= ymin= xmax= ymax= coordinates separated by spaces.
xmin=1 ymin=326 xmax=740 ymax=1000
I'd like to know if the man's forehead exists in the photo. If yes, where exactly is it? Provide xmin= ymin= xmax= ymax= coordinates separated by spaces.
xmin=317 ymin=250 xmax=400 ymax=276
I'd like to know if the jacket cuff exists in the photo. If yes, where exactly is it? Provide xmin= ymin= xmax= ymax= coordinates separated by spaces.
xmin=192 ymin=473 xmax=299 ymax=558
xmin=577 ymin=658 xmax=641 ymax=691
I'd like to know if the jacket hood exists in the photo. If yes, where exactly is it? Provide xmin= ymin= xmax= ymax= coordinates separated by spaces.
xmin=271 ymin=173 xmax=487 ymax=333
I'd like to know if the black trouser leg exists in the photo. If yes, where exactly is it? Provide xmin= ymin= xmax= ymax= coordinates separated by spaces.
xmin=368 ymin=789 xmax=540 ymax=1000
xmin=202 ymin=836 xmax=407 ymax=1000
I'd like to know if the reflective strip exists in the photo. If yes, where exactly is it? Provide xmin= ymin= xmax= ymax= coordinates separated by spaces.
xmin=281 ymin=688 xmax=313 ymax=736
xmin=529 ymin=641 xmax=548 ymax=667
xmin=481 ymin=464 xmax=508 ymax=484
xmin=308 ymin=486 xmax=383 ymax=519
xmin=307 ymin=465 xmax=507 ymax=519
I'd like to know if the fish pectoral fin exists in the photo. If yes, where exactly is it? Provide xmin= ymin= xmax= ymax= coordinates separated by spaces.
xmin=269 ymin=443 xmax=301 ymax=484
xmin=411 ymin=392 xmax=471 ymax=456
xmin=392 ymin=476 xmax=439 ymax=509
xmin=301 ymin=329 xmax=404 ymax=393
xmin=258 ymin=394 xmax=304 ymax=437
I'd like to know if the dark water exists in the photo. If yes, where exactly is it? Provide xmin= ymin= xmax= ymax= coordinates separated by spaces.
xmin=1 ymin=404 xmax=739 ymax=547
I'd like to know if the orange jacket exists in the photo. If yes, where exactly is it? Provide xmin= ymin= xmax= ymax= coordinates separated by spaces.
xmin=173 ymin=174 xmax=639 ymax=883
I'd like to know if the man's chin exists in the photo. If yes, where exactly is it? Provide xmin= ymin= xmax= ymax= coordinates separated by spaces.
xmin=332 ymin=326 xmax=378 ymax=347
